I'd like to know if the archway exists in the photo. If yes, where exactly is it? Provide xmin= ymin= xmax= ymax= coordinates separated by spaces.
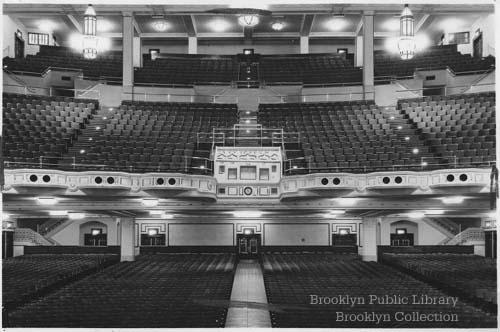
xmin=389 ymin=220 xmax=418 ymax=246
xmin=79 ymin=221 xmax=108 ymax=246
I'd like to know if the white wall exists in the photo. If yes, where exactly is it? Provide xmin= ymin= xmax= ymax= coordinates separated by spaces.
xmin=168 ymin=224 xmax=234 ymax=246
xmin=263 ymin=223 xmax=329 ymax=246
xmin=444 ymin=13 xmax=495 ymax=56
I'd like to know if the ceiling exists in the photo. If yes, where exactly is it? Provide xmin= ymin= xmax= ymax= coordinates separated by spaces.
xmin=4 ymin=2 xmax=494 ymax=46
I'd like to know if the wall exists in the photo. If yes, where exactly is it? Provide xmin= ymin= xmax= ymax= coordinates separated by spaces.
xmin=3 ymin=14 xmax=56 ymax=58
xmin=374 ymin=79 xmax=423 ymax=107
xmin=301 ymin=85 xmax=365 ymax=102
xmin=79 ymin=221 xmax=108 ymax=245
xmin=168 ymin=223 xmax=234 ymax=246
xmin=443 ymin=13 xmax=495 ymax=56
xmin=263 ymin=223 xmax=329 ymax=246
xmin=50 ymin=218 xmax=118 ymax=246
xmin=380 ymin=218 xmax=448 ymax=246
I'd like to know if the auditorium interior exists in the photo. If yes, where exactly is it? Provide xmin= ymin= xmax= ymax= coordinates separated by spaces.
xmin=1 ymin=1 xmax=498 ymax=329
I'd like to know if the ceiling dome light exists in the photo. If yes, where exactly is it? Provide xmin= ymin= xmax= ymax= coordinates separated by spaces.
xmin=142 ymin=198 xmax=159 ymax=207
xmin=408 ymin=211 xmax=425 ymax=219
xmin=37 ymin=197 xmax=57 ymax=205
xmin=152 ymin=20 xmax=169 ymax=32
xmin=271 ymin=21 xmax=284 ymax=31
xmin=68 ymin=212 xmax=85 ymax=220
xmin=325 ymin=18 xmax=349 ymax=31
xmin=238 ymin=15 xmax=260 ymax=28
xmin=398 ymin=4 xmax=416 ymax=60
xmin=232 ymin=211 xmax=263 ymax=218
xmin=440 ymin=196 xmax=465 ymax=204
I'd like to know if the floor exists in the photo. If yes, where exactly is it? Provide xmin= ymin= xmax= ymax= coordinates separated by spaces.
xmin=225 ymin=259 xmax=272 ymax=328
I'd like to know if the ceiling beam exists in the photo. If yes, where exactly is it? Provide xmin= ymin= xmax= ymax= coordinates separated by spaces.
xmin=355 ymin=16 xmax=363 ymax=36
xmin=132 ymin=16 xmax=142 ymax=35
xmin=140 ymin=32 xmax=189 ymax=38
xmin=181 ymin=15 xmax=197 ymax=37
xmin=299 ymin=14 xmax=315 ymax=37
xmin=64 ymin=14 xmax=82 ymax=34
xmin=415 ymin=14 xmax=431 ymax=32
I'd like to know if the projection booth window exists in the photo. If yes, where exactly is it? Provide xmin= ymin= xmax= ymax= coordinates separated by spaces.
xmin=240 ymin=166 xmax=257 ymax=180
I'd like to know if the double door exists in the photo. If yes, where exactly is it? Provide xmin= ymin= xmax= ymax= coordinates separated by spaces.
xmin=237 ymin=234 xmax=261 ymax=258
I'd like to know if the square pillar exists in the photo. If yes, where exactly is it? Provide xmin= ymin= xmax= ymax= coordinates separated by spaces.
xmin=122 ymin=13 xmax=134 ymax=93
xmin=355 ymin=36 xmax=363 ymax=67
xmin=188 ymin=36 xmax=198 ymax=54
xmin=133 ymin=36 xmax=142 ymax=68
xmin=300 ymin=36 xmax=309 ymax=54
xmin=361 ymin=217 xmax=379 ymax=262
xmin=362 ymin=12 xmax=374 ymax=100
xmin=119 ymin=217 xmax=136 ymax=262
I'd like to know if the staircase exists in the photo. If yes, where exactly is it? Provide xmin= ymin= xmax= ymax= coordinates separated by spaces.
xmin=443 ymin=227 xmax=485 ymax=245
xmin=424 ymin=217 xmax=459 ymax=242
xmin=61 ymin=107 xmax=113 ymax=169
xmin=14 ymin=228 xmax=55 ymax=246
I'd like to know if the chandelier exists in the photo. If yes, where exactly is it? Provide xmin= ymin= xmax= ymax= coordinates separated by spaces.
xmin=271 ymin=21 xmax=284 ymax=31
xmin=398 ymin=4 xmax=416 ymax=60
xmin=238 ymin=14 xmax=260 ymax=27
xmin=83 ymin=4 xmax=98 ymax=59
xmin=152 ymin=20 xmax=168 ymax=32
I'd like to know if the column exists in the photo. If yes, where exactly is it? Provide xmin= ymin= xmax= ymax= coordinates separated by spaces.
xmin=188 ymin=36 xmax=198 ymax=54
xmin=122 ymin=12 xmax=134 ymax=95
xmin=362 ymin=12 xmax=374 ymax=100
xmin=361 ymin=217 xmax=379 ymax=262
xmin=119 ymin=217 xmax=136 ymax=262
xmin=300 ymin=36 xmax=309 ymax=54
xmin=133 ymin=36 xmax=142 ymax=68
xmin=355 ymin=36 xmax=363 ymax=67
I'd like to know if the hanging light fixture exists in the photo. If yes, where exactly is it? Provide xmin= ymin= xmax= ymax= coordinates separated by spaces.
xmin=83 ymin=4 xmax=98 ymax=59
xmin=271 ymin=21 xmax=284 ymax=31
xmin=397 ymin=4 xmax=416 ymax=60
xmin=238 ymin=14 xmax=260 ymax=28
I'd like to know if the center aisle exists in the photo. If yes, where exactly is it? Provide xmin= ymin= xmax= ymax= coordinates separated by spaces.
xmin=225 ymin=259 xmax=272 ymax=328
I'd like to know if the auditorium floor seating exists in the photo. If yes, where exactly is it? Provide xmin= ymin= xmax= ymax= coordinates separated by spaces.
xmin=381 ymin=253 xmax=497 ymax=310
xmin=258 ymin=100 xmax=435 ymax=173
xmin=2 ymin=93 xmax=98 ymax=167
xmin=3 ymin=46 xmax=122 ymax=80
xmin=399 ymin=92 xmax=495 ymax=167
xmin=7 ymin=254 xmax=236 ymax=328
xmin=2 ymin=254 xmax=119 ymax=311
xmin=64 ymin=101 xmax=238 ymax=173
xmin=262 ymin=253 xmax=496 ymax=328
xmin=375 ymin=45 xmax=495 ymax=79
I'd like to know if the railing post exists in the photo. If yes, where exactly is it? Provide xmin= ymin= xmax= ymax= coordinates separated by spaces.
xmin=73 ymin=156 xmax=76 ymax=170
xmin=39 ymin=156 xmax=43 ymax=168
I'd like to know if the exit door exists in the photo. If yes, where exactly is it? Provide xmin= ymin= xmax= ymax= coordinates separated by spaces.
xmin=237 ymin=234 xmax=261 ymax=258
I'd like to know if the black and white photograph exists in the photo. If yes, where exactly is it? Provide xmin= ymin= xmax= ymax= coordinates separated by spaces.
xmin=0 ymin=0 xmax=498 ymax=329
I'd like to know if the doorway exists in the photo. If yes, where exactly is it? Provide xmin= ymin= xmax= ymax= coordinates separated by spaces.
xmin=14 ymin=32 xmax=24 ymax=59
xmin=237 ymin=233 xmax=261 ymax=258
xmin=3 ymin=231 xmax=14 ymax=258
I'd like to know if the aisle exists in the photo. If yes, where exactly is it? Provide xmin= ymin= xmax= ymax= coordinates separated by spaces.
xmin=225 ymin=259 xmax=272 ymax=328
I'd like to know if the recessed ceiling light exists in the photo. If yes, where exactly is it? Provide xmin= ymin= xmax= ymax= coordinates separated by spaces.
xmin=49 ymin=210 xmax=68 ymax=216
xmin=271 ymin=21 xmax=284 ymax=31
xmin=161 ymin=213 xmax=174 ymax=219
xmin=38 ymin=20 xmax=57 ymax=33
xmin=142 ymin=198 xmax=159 ymax=207
xmin=405 ymin=136 xmax=410 ymax=141
xmin=80 ymin=149 xmax=85 ymax=154
xmin=68 ymin=212 xmax=85 ymax=220
xmin=148 ymin=229 xmax=159 ymax=236
xmin=212 ymin=19 xmax=230 ymax=32
xmin=425 ymin=210 xmax=445 ymax=215
xmin=397 ymin=126 xmax=403 ymax=130
xmin=412 ymin=148 xmax=419 ymax=154
xmin=408 ymin=211 xmax=425 ymax=219
xmin=440 ymin=196 xmax=465 ymax=204
xmin=152 ymin=20 xmax=169 ymax=32
xmin=421 ymin=161 xmax=428 ymax=166
xmin=37 ymin=197 xmax=57 ymax=205
xmin=324 ymin=18 xmax=349 ymax=31
xmin=232 ymin=211 xmax=263 ymax=218
xmin=333 ymin=198 xmax=359 ymax=206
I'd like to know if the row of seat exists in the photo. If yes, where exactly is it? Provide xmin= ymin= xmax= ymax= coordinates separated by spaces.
xmin=7 ymin=254 xmax=236 ymax=328
xmin=262 ymin=253 xmax=496 ymax=328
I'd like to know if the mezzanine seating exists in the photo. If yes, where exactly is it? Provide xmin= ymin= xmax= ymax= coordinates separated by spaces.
xmin=135 ymin=55 xmax=236 ymax=85
xmin=258 ymin=100 xmax=433 ymax=172
xmin=260 ymin=54 xmax=362 ymax=85
xmin=7 ymin=254 xmax=236 ymax=328
xmin=2 ymin=254 xmax=119 ymax=311
xmin=2 ymin=93 xmax=98 ymax=167
xmin=3 ymin=46 xmax=122 ymax=79
xmin=399 ymin=92 xmax=495 ymax=166
xmin=381 ymin=253 xmax=497 ymax=308
xmin=262 ymin=253 xmax=496 ymax=328
xmin=375 ymin=45 xmax=495 ymax=79
xmin=68 ymin=101 xmax=238 ymax=173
